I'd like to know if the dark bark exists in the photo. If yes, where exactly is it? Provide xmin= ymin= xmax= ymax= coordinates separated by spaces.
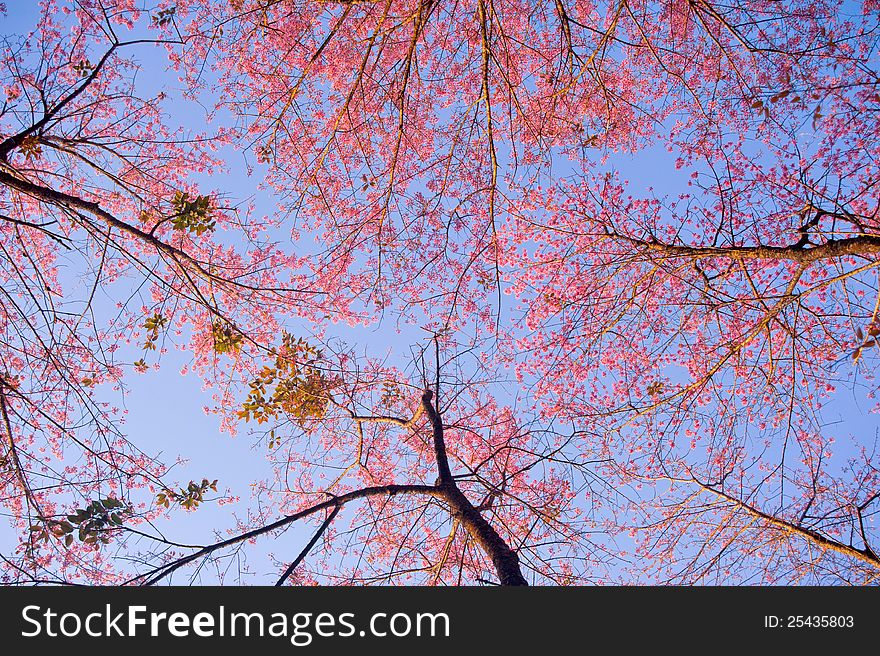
xmin=422 ymin=389 xmax=528 ymax=586
xmin=133 ymin=484 xmax=442 ymax=585
xmin=135 ymin=392 xmax=530 ymax=586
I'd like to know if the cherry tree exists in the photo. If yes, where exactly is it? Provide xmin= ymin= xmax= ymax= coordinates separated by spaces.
xmin=0 ymin=1 xmax=320 ymax=582
xmin=1 ymin=0 xmax=879 ymax=585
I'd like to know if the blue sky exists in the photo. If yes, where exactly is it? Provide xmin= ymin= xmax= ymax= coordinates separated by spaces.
xmin=2 ymin=1 xmax=879 ymax=584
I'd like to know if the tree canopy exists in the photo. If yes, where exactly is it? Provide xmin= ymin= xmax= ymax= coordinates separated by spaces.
xmin=2 ymin=0 xmax=880 ymax=585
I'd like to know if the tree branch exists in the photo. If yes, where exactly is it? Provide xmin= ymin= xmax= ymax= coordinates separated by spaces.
xmin=274 ymin=505 xmax=340 ymax=586
xmin=699 ymin=483 xmax=880 ymax=570
xmin=421 ymin=388 xmax=528 ymax=585
xmin=129 ymin=484 xmax=440 ymax=586
xmin=609 ymin=230 xmax=880 ymax=263
xmin=422 ymin=388 xmax=452 ymax=484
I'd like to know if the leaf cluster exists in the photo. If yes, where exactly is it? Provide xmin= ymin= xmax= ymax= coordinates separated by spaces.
xmin=239 ymin=333 xmax=330 ymax=424
xmin=142 ymin=312 xmax=168 ymax=351
xmin=171 ymin=191 xmax=215 ymax=236
xmin=211 ymin=321 xmax=243 ymax=354
xmin=152 ymin=7 xmax=177 ymax=28
xmin=29 ymin=498 xmax=130 ymax=548
xmin=156 ymin=478 xmax=218 ymax=510
xmin=18 ymin=135 xmax=42 ymax=160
